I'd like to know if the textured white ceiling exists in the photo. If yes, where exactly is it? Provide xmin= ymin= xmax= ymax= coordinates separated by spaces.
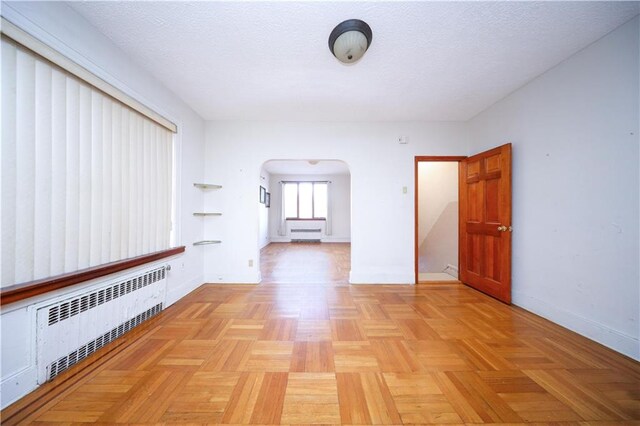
xmin=263 ymin=160 xmax=350 ymax=175
xmin=68 ymin=1 xmax=639 ymax=121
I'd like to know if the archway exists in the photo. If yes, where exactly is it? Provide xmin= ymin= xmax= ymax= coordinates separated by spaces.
xmin=258 ymin=160 xmax=351 ymax=284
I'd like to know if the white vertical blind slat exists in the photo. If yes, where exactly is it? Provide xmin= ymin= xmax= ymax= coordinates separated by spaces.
xmin=89 ymin=91 xmax=103 ymax=266
xmin=127 ymin=113 xmax=138 ymax=255
xmin=33 ymin=60 xmax=53 ymax=279
xmin=1 ymin=41 xmax=18 ymax=285
xmin=120 ymin=108 xmax=130 ymax=259
xmin=135 ymin=116 xmax=144 ymax=254
xmin=50 ymin=68 xmax=67 ymax=277
xmin=1 ymin=37 xmax=174 ymax=287
xmin=78 ymin=83 xmax=92 ymax=270
xmin=165 ymin=131 xmax=172 ymax=247
xmin=64 ymin=78 xmax=80 ymax=273
xmin=150 ymin=124 xmax=159 ymax=251
xmin=157 ymin=125 xmax=165 ymax=249
xmin=142 ymin=120 xmax=151 ymax=254
xmin=15 ymin=48 xmax=36 ymax=284
xmin=100 ymin=97 xmax=112 ymax=266
xmin=110 ymin=102 xmax=122 ymax=263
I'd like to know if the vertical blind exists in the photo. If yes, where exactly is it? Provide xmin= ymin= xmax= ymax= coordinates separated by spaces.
xmin=1 ymin=35 xmax=174 ymax=287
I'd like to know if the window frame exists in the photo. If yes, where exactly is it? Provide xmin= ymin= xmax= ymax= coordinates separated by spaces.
xmin=284 ymin=181 xmax=328 ymax=220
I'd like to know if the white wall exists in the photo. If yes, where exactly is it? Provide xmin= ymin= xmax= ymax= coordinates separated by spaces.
xmin=258 ymin=168 xmax=271 ymax=250
xmin=204 ymin=122 xmax=468 ymax=284
xmin=417 ymin=162 xmax=458 ymax=273
xmin=269 ymin=173 xmax=351 ymax=243
xmin=0 ymin=2 xmax=206 ymax=408
xmin=468 ymin=17 xmax=639 ymax=359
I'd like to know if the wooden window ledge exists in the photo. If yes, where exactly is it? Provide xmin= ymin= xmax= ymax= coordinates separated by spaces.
xmin=1 ymin=246 xmax=186 ymax=306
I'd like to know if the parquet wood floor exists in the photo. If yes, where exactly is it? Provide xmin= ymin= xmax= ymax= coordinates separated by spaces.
xmin=3 ymin=242 xmax=639 ymax=424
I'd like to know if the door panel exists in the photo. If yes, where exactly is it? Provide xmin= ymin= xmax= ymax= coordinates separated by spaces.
xmin=459 ymin=144 xmax=512 ymax=303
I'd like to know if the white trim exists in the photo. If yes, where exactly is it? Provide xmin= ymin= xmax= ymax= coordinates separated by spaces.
xmin=1 ymin=366 xmax=37 ymax=409
xmin=165 ymin=274 xmax=204 ymax=307
xmin=0 ymin=17 xmax=177 ymax=133
xmin=206 ymin=272 xmax=261 ymax=284
xmin=513 ymin=291 xmax=639 ymax=361
xmin=349 ymin=270 xmax=415 ymax=285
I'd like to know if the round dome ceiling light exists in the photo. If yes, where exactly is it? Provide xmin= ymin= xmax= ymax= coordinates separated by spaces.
xmin=328 ymin=19 xmax=372 ymax=64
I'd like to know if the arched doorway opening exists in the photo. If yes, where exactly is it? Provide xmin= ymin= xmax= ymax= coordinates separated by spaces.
xmin=258 ymin=160 xmax=351 ymax=284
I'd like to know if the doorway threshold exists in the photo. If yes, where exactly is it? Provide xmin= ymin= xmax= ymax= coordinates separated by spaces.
xmin=418 ymin=272 xmax=458 ymax=282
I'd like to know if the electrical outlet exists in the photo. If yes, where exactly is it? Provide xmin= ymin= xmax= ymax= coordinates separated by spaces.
xmin=403 ymin=186 xmax=407 ymax=194
xmin=248 ymin=259 xmax=254 ymax=267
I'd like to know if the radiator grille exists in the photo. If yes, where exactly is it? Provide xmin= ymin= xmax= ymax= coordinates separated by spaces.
xmin=47 ymin=267 xmax=165 ymax=326
xmin=37 ymin=266 xmax=167 ymax=385
xmin=46 ymin=303 xmax=162 ymax=381
xmin=290 ymin=227 xmax=322 ymax=243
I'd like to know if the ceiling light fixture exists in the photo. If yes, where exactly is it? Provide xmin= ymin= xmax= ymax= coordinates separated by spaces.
xmin=328 ymin=19 xmax=372 ymax=64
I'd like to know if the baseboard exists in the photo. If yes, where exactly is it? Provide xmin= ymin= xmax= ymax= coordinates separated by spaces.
xmin=268 ymin=237 xmax=351 ymax=243
xmin=165 ymin=275 xmax=204 ymax=307
xmin=349 ymin=270 xmax=414 ymax=284
xmin=204 ymin=272 xmax=261 ymax=284
xmin=269 ymin=237 xmax=290 ymax=243
xmin=1 ymin=366 xmax=37 ymax=410
xmin=513 ymin=291 xmax=639 ymax=360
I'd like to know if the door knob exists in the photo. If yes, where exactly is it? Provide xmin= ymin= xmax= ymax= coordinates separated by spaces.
xmin=497 ymin=225 xmax=507 ymax=232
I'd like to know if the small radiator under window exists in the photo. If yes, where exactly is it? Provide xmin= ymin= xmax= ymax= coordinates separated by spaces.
xmin=290 ymin=228 xmax=322 ymax=242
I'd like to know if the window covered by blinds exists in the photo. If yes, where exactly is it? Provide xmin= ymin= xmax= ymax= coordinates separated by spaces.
xmin=1 ymin=35 xmax=174 ymax=287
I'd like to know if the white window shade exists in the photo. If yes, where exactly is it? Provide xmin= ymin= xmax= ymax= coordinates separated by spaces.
xmin=1 ymin=35 xmax=173 ymax=287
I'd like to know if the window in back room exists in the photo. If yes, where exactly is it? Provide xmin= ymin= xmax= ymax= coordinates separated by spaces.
xmin=283 ymin=182 xmax=328 ymax=220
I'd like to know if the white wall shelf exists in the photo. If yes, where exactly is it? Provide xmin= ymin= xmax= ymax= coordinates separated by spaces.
xmin=193 ymin=183 xmax=222 ymax=189
xmin=194 ymin=182 xmax=222 ymax=244
xmin=193 ymin=240 xmax=222 ymax=246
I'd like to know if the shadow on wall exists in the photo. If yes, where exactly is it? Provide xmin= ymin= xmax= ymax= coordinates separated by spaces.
xmin=418 ymin=201 xmax=458 ymax=273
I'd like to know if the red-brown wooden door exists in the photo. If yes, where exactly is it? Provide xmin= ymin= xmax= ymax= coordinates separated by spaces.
xmin=459 ymin=143 xmax=512 ymax=303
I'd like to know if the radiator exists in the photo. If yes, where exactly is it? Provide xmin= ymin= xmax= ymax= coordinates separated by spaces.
xmin=36 ymin=266 xmax=167 ymax=383
xmin=290 ymin=228 xmax=322 ymax=242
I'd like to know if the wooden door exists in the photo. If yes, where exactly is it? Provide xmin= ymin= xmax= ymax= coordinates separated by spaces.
xmin=459 ymin=144 xmax=512 ymax=303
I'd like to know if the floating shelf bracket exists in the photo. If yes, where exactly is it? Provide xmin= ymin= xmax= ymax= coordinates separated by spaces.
xmin=193 ymin=183 xmax=222 ymax=189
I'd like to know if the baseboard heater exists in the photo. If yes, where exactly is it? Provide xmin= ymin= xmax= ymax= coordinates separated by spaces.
xmin=36 ymin=266 xmax=167 ymax=383
xmin=290 ymin=228 xmax=322 ymax=243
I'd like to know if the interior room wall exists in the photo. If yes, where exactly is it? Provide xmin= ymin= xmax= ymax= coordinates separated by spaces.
xmin=268 ymin=173 xmax=351 ymax=243
xmin=417 ymin=162 xmax=458 ymax=273
xmin=0 ymin=2 xmax=207 ymax=408
xmin=258 ymin=168 xmax=271 ymax=250
xmin=204 ymin=122 xmax=468 ymax=284
xmin=467 ymin=16 xmax=639 ymax=359
xmin=2 ymin=4 xmax=636 ymax=412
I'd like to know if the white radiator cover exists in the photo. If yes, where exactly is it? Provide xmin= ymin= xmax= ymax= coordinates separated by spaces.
xmin=289 ymin=221 xmax=324 ymax=242
xmin=35 ymin=266 xmax=167 ymax=383
xmin=290 ymin=228 xmax=322 ymax=242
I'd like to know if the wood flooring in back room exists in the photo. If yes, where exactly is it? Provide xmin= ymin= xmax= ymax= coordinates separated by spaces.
xmin=3 ymin=242 xmax=639 ymax=424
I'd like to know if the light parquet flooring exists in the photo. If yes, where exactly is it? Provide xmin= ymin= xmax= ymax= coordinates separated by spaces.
xmin=3 ymin=243 xmax=640 ymax=424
